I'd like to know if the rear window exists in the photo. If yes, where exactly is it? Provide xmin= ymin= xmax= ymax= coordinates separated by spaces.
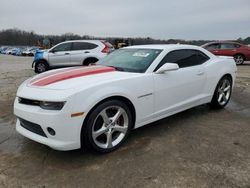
xmin=220 ymin=43 xmax=236 ymax=49
xmin=205 ymin=43 xmax=220 ymax=50
xmin=72 ymin=42 xmax=98 ymax=50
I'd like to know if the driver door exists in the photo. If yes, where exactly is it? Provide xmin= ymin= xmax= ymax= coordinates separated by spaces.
xmin=48 ymin=42 xmax=72 ymax=67
xmin=153 ymin=49 xmax=208 ymax=118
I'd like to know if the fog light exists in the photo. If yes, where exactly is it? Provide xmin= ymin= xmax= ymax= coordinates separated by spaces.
xmin=47 ymin=127 xmax=56 ymax=136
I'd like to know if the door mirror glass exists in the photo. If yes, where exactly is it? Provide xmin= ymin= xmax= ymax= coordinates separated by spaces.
xmin=155 ymin=63 xmax=179 ymax=74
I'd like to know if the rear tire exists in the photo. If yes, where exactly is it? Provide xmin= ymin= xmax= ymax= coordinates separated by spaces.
xmin=83 ymin=58 xmax=98 ymax=66
xmin=210 ymin=76 xmax=232 ymax=109
xmin=234 ymin=54 xmax=245 ymax=65
xmin=82 ymin=100 xmax=133 ymax=153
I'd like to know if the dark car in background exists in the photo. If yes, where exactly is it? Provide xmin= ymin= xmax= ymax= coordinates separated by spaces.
xmin=202 ymin=41 xmax=250 ymax=65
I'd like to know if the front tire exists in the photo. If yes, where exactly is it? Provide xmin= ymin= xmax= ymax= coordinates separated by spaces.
xmin=35 ymin=61 xmax=49 ymax=73
xmin=210 ymin=76 xmax=232 ymax=109
xmin=82 ymin=100 xmax=133 ymax=153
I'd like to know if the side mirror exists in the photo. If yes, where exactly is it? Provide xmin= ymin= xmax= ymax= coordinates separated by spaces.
xmin=155 ymin=63 xmax=179 ymax=74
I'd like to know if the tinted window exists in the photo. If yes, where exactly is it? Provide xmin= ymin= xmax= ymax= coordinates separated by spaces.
xmin=156 ymin=49 xmax=209 ymax=70
xmin=234 ymin=44 xmax=241 ymax=48
xmin=220 ymin=43 xmax=236 ymax=49
xmin=205 ymin=43 xmax=220 ymax=50
xmin=196 ymin=51 xmax=210 ymax=64
xmin=53 ymin=43 xmax=71 ymax=52
xmin=72 ymin=42 xmax=98 ymax=50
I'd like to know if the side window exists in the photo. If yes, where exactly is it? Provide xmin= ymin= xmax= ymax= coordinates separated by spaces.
xmin=52 ymin=43 xmax=71 ymax=52
xmin=220 ymin=43 xmax=235 ymax=49
xmin=205 ymin=43 xmax=220 ymax=50
xmin=72 ymin=42 xmax=98 ymax=51
xmin=196 ymin=51 xmax=210 ymax=64
xmin=88 ymin=43 xmax=98 ymax=49
xmin=165 ymin=50 xmax=197 ymax=68
xmin=155 ymin=49 xmax=209 ymax=70
xmin=234 ymin=44 xmax=241 ymax=48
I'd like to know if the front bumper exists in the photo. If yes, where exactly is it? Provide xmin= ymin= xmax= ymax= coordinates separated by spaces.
xmin=14 ymin=97 xmax=84 ymax=151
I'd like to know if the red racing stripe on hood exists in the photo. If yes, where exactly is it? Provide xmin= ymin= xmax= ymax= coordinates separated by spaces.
xmin=31 ymin=66 xmax=116 ymax=86
xmin=30 ymin=66 xmax=81 ymax=84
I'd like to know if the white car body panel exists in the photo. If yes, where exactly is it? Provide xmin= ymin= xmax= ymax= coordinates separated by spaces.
xmin=14 ymin=45 xmax=237 ymax=151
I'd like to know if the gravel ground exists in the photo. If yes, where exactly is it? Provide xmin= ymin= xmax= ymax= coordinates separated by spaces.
xmin=0 ymin=54 xmax=250 ymax=188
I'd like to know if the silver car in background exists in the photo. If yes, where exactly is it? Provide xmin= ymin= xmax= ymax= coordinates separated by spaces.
xmin=33 ymin=40 xmax=114 ymax=73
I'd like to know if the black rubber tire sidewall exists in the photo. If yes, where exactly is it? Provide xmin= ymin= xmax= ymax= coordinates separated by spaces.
xmin=35 ymin=61 xmax=49 ymax=73
xmin=82 ymin=100 xmax=133 ymax=153
xmin=83 ymin=58 xmax=98 ymax=66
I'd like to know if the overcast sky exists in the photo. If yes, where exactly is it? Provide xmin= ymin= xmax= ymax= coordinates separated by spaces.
xmin=0 ymin=0 xmax=249 ymax=40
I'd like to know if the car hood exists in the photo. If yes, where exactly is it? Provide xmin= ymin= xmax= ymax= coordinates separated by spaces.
xmin=27 ymin=66 xmax=141 ymax=90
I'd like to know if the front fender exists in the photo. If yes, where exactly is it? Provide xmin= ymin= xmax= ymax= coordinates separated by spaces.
xmin=73 ymin=86 xmax=137 ymax=116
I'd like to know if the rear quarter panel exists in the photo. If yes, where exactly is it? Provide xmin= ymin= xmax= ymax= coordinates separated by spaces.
xmin=203 ymin=57 xmax=237 ymax=101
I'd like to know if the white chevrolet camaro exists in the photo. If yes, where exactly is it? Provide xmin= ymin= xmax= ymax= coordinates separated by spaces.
xmin=14 ymin=45 xmax=237 ymax=153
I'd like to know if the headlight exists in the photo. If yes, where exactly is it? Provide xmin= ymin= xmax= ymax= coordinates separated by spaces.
xmin=40 ymin=101 xmax=65 ymax=110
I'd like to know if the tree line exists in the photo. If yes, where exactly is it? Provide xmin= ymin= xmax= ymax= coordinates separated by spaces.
xmin=0 ymin=28 xmax=249 ymax=47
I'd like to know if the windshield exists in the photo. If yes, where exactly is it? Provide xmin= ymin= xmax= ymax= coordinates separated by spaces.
xmin=97 ymin=48 xmax=162 ymax=73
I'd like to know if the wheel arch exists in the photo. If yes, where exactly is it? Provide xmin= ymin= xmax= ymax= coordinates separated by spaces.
xmin=80 ymin=95 xmax=136 ymax=147
xmin=82 ymin=95 xmax=136 ymax=129
xmin=32 ymin=58 xmax=49 ymax=68
xmin=212 ymin=73 xmax=233 ymax=96
xmin=223 ymin=73 xmax=233 ymax=82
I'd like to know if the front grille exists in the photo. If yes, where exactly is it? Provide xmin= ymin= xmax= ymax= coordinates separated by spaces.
xmin=18 ymin=98 xmax=40 ymax=106
xmin=19 ymin=118 xmax=47 ymax=137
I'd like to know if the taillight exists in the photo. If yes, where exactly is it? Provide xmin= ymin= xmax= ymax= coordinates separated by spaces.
xmin=101 ymin=42 xmax=110 ymax=53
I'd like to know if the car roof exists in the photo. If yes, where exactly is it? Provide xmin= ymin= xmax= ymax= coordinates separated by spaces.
xmin=62 ymin=40 xmax=104 ymax=43
xmin=203 ymin=41 xmax=242 ymax=46
xmin=124 ymin=44 xmax=202 ymax=50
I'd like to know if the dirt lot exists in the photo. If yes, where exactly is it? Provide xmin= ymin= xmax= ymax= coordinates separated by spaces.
xmin=0 ymin=54 xmax=250 ymax=188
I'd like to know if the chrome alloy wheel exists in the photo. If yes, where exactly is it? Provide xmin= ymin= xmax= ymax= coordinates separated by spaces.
xmin=217 ymin=79 xmax=231 ymax=106
xmin=92 ymin=106 xmax=129 ymax=149
xmin=234 ymin=55 xmax=244 ymax=65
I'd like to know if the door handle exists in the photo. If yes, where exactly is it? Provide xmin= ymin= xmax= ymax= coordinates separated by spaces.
xmin=84 ymin=51 xmax=90 ymax=54
xmin=64 ymin=53 xmax=70 ymax=55
xmin=197 ymin=71 xmax=204 ymax=75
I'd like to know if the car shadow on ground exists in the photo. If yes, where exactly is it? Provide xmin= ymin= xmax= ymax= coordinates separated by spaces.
xmin=17 ymin=104 xmax=212 ymax=160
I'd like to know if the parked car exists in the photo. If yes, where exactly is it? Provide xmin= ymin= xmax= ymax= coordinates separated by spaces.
xmin=202 ymin=41 xmax=250 ymax=65
xmin=5 ymin=47 xmax=15 ymax=55
xmin=15 ymin=47 xmax=26 ymax=56
xmin=11 ymin=48 xmax=20 ymax=55
xmin=21 ymin=47 xmax=31 ymax=56
xmin=11 ymin=47 xmax=25 ymax=56
xmin=22 ymin=47 xmax=41 ymax=56
xmin=14 ymin=44 xmax=236 ymax=153
xmin=32 ymin=40 xmax=114 ymax=73
xmin=0 ymin=46 xmax=8 ymax=54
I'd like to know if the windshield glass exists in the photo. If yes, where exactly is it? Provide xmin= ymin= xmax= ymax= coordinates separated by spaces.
xmin=97 ymin=48 xmax=162 ymax=73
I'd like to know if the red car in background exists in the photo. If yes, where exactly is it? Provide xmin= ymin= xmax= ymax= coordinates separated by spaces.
xmin=202 ymin=41 xmax=250 ymax=65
